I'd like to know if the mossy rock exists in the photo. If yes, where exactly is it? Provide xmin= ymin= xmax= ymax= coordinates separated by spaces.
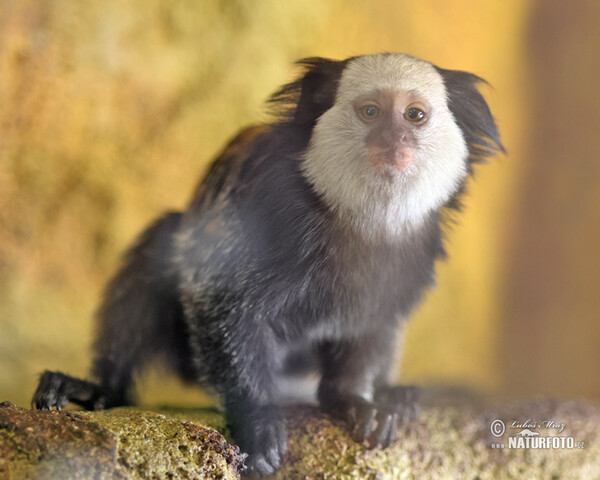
xmin=0 ymin=402 xmax=244 ymax=479
xmin=1 ymin=391 xmax=599 ymax=479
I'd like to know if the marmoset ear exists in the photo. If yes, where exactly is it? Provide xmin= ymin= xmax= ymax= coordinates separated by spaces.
xmin=269 ymin=57 xmax=348 ymax=127
xmin=436 ymin=68 xmax=505 ymax=170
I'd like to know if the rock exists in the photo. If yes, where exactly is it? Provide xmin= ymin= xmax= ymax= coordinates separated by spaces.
xmin=0 ymin=401 xmax=245 ymax=479
xmin=1 ymin=392 xmax=599 ymax=479
xmin=277 ymin=391 xmax=600 ymax=479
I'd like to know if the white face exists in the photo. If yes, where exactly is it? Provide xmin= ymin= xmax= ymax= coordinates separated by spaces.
xmin=302 ymin=53 xmax=468 ymax=241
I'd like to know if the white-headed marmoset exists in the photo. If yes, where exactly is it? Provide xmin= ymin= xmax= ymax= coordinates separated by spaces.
xmin=33 ymin=53 xmax=503 ymax=476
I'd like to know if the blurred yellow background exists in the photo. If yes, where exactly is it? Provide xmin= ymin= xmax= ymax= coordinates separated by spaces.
xmin=1 ymin=0 xmax=599 ymax=408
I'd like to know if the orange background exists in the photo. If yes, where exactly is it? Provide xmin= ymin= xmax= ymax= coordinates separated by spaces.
xmin=1 ymin=0 xmax=599 ymax=407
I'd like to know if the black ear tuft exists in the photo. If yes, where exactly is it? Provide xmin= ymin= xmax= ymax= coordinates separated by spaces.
xmin=268 ymin=57 xmax=349 ymax=127
xmin=435 ymin=68 xmax=505 ymax=171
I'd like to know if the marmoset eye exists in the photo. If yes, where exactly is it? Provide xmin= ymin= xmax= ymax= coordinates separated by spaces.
xmin=404 ymin=105 xmax=426 ymax=123
xmin=359 ymin=104 xmax=381 ymax=121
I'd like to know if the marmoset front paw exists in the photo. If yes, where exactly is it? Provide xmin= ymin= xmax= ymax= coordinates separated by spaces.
xmin=343 ymin=395 xmax=403 ymax=449
xmin=319 ymin=385 xmax=420 ymax=449
xmin=229 ymin=405 xmax=287 ymax=477
xmin=374 ymin=385 xmax=421 ymax=423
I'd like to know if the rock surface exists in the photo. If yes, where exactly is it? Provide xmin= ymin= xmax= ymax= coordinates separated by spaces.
xmin=0 ymin=401 xmax=245 ymax=479
xmin=1 ymin=392 xmax=599 ymax=479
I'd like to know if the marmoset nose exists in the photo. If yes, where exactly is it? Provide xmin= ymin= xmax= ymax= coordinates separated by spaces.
xmin=381 ymin=126 xmax=409 ymax=147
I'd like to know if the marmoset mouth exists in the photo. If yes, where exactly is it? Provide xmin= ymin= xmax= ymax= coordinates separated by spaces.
xmin=369 ymin=145 xmax=414 ymax=173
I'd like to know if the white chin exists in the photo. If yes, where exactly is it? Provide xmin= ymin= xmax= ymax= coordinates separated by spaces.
xmin=324 ymin=159 xmax=464 ymax=241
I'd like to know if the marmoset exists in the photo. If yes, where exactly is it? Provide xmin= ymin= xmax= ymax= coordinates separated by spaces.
xmin=33 ymin=53 xmax=503 ymax=476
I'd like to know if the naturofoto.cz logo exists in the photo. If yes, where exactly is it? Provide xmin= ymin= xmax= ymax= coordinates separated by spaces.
xmin=489 ymin=419 xmax=585 ymax=450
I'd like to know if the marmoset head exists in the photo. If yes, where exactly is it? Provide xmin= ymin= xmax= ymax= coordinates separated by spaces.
xmin=272 ymin=53 xmax=503 ymax=240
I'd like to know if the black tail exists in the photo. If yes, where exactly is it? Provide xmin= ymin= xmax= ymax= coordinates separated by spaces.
xmin=33 ymin=211 xmax=194 ymax=411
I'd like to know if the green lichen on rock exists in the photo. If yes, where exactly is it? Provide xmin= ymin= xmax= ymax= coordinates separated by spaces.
xmin=1 ymin=393 xmax=599 ymax=479
xmin=0 ymin=401 xmax=245 ymax=479
xmin=275 ymin=392 xmax=600 ymax=480
xmin=81 ymin=407 xmax=245 ymax=479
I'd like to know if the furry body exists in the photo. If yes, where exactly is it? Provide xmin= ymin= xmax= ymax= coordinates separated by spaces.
xmin=33 ymin=53 xmax=502 ymax=476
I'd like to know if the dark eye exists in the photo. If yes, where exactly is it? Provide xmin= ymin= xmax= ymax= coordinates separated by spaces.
xmin=360 ymin=104 xmax=380 ymax=120
xmin=404 ymin=106 xmax=426 ymax=123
